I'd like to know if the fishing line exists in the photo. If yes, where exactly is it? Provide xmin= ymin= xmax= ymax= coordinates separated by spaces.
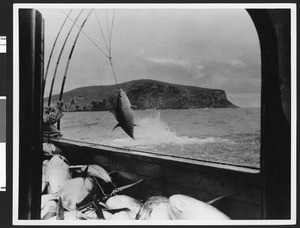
xmin=84 ymin=9 xmax=119 ymax=87
xmin=93 ymin=9 xmax=110 ymax=54
xmin=105 ymin=9 xmax=110 ymax=55
xmin=48 ymin=9 xmax=83 ymax=106
xmin=60 ymin=9 xmax=120 ymax=93
xmin=109 ymin=58 xmax=119 ymax=88
xmin=104 ymin=9 xmax=119 ymax=88
xmin=106 ymin=10 xmax=120 ymax=89
xmin=60 ymin=9 xmax=109 ymax=59
xmin=108 ymin=9 xmax=115 ymax=57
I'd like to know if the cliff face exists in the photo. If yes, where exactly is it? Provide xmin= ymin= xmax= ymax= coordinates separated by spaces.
xmin=46 ymin=79 xmax=238 ymax=111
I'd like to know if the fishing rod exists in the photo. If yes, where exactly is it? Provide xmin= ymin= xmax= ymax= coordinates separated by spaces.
xmin=57 ymin=10 xmax=93 ymax=130
xmin=43 ymin=9 xmax=73 ymax=97
xmin=47 ymin=9 xmax=84 ymax=106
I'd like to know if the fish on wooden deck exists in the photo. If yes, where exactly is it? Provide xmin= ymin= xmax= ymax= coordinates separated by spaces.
xmin=44 ymin=155 xmax=71 ymax=195
xmin=106 ymin=195 xmax=142 ymax=219
xmin=58 ymin=177 xmax=95 ymax=211
xmin=168 ymin=194 xmax=230 ymax=220
xmin=136 ymin=196 xmax=171 ymax=220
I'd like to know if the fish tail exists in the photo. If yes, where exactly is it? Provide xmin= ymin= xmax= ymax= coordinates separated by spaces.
xmin=112 ymin=123 xmax=120 ymax=131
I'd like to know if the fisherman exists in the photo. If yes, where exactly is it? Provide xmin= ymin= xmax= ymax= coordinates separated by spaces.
xmin=42 ymin=100 xmax=64 ymax=156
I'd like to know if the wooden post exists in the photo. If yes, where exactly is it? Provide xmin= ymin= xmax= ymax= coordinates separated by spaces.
xmin=18 ymin=9 xmax=43 ymax=219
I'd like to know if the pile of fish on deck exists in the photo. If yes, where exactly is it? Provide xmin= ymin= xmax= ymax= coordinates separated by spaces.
xmin=41 ymin=150 xmax=230 ymax=220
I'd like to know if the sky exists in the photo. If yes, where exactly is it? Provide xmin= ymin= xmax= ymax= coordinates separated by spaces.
xmin=38 ymin=7 xmax=261 ymax=107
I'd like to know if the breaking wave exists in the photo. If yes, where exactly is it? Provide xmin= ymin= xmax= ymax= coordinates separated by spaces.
xmin=108 ymin=113 xmax=231 ymax=147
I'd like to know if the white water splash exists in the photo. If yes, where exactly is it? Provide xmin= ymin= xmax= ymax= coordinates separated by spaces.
xmin=108 ymin=113 xmax=231 ymax=147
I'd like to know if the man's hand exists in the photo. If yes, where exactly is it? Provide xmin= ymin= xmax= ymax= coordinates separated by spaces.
xmin=57 ymin=100 xmax=64 ymax=110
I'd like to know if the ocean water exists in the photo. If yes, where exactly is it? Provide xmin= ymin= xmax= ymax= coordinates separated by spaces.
xmin=60 ymin=108 xmax=260 ymax=168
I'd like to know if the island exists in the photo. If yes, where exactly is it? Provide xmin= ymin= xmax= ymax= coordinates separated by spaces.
xmin=46 ymin=79 xmax=238 ymax=111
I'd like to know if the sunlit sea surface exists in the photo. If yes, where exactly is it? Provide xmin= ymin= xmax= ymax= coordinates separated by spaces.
xmin=60 ymin=108 xmax=260 ymax=168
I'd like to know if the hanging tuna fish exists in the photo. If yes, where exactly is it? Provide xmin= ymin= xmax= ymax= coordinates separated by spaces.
xmin=111 ymin=89 xmax=137 ymax=139
xmin=106 ymin=195 xmax=142 ymax=219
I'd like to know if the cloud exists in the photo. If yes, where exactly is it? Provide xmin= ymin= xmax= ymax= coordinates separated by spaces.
xmin=129 ymin=54 xmax=261 ymax=96
xmin=198 ymin=60 xmax=261 ymax=93
xmin=229 ymin=59 xmax=247 ymax=68
xmin=145 ymin=56 xmax=205 ymax=79
xmin=146 ymin=56 xmax=190 ymax=66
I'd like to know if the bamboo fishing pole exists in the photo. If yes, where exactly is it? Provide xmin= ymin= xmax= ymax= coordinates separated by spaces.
xmin=43 ymin=9 xmax=73 ymax=97
xmin=57 ymin=10 xmax=93 ymax=130
xmin=47 ymin=9 xmax=83 ymax=107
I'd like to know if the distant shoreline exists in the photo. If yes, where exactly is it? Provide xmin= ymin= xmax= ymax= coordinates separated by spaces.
xmin=63 ymin=107 xmax=265 ymax=113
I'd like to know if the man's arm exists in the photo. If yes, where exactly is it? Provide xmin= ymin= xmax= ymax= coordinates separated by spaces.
xmin=43 ymin=101 xmax=64 ymax=124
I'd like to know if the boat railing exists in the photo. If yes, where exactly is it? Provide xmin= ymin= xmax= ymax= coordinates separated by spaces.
xmin=51 ymin=137 xmax=262 ymax=219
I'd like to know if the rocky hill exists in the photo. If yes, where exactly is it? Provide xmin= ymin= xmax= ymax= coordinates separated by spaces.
xmin=45 ymin=79 xmax=238 ymax=111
